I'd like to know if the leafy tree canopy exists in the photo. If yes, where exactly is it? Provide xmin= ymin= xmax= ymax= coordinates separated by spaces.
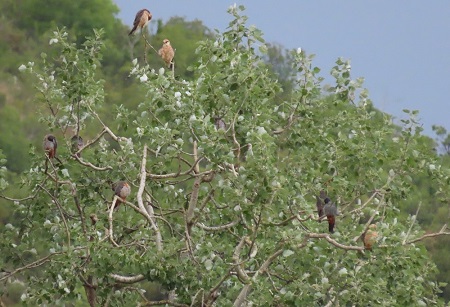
xmin=1 ymin=5 xmax=450 ymax=306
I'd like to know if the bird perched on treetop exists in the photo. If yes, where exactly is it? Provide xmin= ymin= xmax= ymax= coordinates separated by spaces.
xmin=71 ymin=135 xmax=84 ymax=158
xmin=364 ymin=224 xmax=378 ymax=250
xmin=111 ymin=181 xmax=131 ymax=210
xmin=158 ymin=39 xmax=175 ymax=69
xmin=323 ymin=198 xmax=338 ymax=233
xmin=43 ymin=134 xmax=57 ymax=159
xmin=129 ymin=9 xmax=152 ymax=36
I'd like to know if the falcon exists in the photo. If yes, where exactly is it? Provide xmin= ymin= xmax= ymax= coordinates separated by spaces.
xmin=214 ymin=117 xmax=226 ymax=131
xmin=158 ymin=39 xmax=175 ymax=69
xmin=364 ymin=224 xmax=378 ymax=250
xmin=323 ymin=198 xmax=338 ymax=233
xmin=129 ymin=9 xmax=152 ymax=36
xmin=111 ymin=181 xmax=131 ymax=210
xmin=43 ymin=134 xmax=57 ymax=159
xmin=71 ymin=135 xmax=84 ymax=158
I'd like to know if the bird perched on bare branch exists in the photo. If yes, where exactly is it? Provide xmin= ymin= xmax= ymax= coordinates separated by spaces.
xmin=158 ymin=39 xmax=175 ymax=69
xmin=364 ymin=224 xmax=378 ymax=250
xmin=43 ymin=134 xmax=57 ymax=159
xmin=111 ymin=181 xmax=131 ymax=210
xmin=316 ymin=190 xmax=328 ymax=221
xmin=323 ymin=198 xmax=338 ymax=233
xmin=129 ymin=9 xmax=152 ymax=36
xmin=71 ymin=135 xmax=84 ymax=158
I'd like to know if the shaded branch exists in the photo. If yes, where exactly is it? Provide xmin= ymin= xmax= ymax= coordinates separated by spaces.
xmin=147 ymin=156 xmax=204 ymax=179
xmin=0 ymin=247 xmax=85 ymax=282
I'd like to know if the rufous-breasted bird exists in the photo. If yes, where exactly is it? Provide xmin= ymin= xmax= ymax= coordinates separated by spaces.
xmin=111 ymin=181 xmax=131 ymax=210
xmin=316 ymin=190 xmax=328 ymax=221
xmin=158 ymin=39 xmax=175 ymax=69
xmin=43 ymin=134 xmax=57 ymax=159
xmin=364 ymin=224 xmax=378 ymax=250
xmin=323 ymin=198 xmax=338 ymax=233
xmin=129 ymin=9 xmax=152 ymax=36
xmin=71 ymin=135 xmax=84 ymax=158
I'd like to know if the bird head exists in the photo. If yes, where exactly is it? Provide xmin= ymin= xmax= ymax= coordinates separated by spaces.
xmin=145 ymin=9 xmax=152 ymax=20
xmin=163 ymin=39 xmax=171 ymax=46
xmin=324 ymin=197 xmax=331 ymax=204
xmin=47 ymin=135 xmax=56 ymax=142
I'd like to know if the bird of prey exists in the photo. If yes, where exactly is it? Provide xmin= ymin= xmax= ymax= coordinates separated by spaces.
xmin=316 ymin=190 xmax=328 ymax=221
xmin=158 ymin=39 xmax=175 ymax=69
xmin=43 ymin=134 xmax=57 ymax=159
xmin=214 ymin=117 xmax=226 ymax=131
xmin=323 ymin=197 xmax=338 ymax=233
xmin=111 ymin=181 xmax=131 ymax=210
xmin=71 ymin=135 xmax=84 ymax=158
xmin=129 ymin=9 xmax=152 ymax=36
xmin=364 ymin=224 xmax=378 ymax=250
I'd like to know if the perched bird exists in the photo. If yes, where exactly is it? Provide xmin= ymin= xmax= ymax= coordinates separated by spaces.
xmin=111 ymin=181 xmax=131 ymax=210
xmin=323 ymin=198 xmax=338 ymax=233
xmin=316 ymin=190 xmax=328 ymax=221
xmin=214 ymin=116 xmax=226 ymax=131
xmin=43 ymin=134 xmax=57 ymax=159
xmin=71 ymin=135 xmax=84 ymax=158
xmin=364 ymin=224 xmax=378 ymax=250
xmin=89 ymin=213 xmax=98 ymax=226
xmin=158 ymin=39 xmax=175 ymax=69
xmin=129 ymin=9 xmax=152 ymax=36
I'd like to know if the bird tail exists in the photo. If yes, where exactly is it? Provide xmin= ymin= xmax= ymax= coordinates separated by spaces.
xmin=169 ymin=61 xmax=174 ymax=70
xmin=327 ymin=215 xmax=335 ymax=233
xmin=128 ymin=26 xmax=137 ymax=36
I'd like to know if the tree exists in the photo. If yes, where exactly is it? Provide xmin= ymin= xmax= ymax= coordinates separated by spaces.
xmin=1 ymin=6 xmax=450 ymax=306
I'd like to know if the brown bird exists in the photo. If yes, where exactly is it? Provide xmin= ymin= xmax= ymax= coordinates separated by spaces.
xmin=323 ymin=198 xmax=338 ymax=233
xmin=111 ymin=181 xmax=131 ymax=210
xmin=129 ymin=9 xmax=152 ymax=36
xmin=43 ymin=134 xmax=57 ymax=159
xmin=71 ymin=135 xmax=84 ymax=158
xmin=158 ymin=39 xmax=175 ymax=69
xmin=364 ymin=224 xmax=378 ymax=250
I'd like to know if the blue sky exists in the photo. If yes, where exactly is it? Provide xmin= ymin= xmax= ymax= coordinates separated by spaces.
xmin=114 ymin=1 xmax=450 ymax=137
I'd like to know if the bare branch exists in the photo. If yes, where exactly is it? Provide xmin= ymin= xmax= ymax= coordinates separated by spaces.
xmin=109 ymin=273 xmax=145 ymax=284
xmin=39 ymin=184 xmax=71 ymax=247
xmin=147 ymin=156 xmax=204 ymax=179
xmin=402 ymin=201 xmax=421 ymax=245
xmin=145 ymin=195 xmax=163 ymax=252
xmin=404 ymin=229 xmax=450 ymax=245
xmin=73 ymin=154 xmax=112 ymax=171
xmin=108 ymin=196 xmax=120 ymax=247
xmin=197 ymin=221 xmax=239 ymax=231
xmin=186 ymin=176 xmax=202 ymax=229
xmin=308 ymin=233 xmax=364 ymax=251
xmin=232 ymin=237 xmax=250 ymax=284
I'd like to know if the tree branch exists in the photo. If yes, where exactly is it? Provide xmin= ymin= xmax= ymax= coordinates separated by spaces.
xmin=308 ymin=233 xmax=364 ymax=251
xmin=109 ymin=273 xmax=145 ymax=284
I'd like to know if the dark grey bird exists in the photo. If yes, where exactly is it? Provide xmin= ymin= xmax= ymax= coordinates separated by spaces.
xmin=323 ymin=198 xmax=338 ymax=233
